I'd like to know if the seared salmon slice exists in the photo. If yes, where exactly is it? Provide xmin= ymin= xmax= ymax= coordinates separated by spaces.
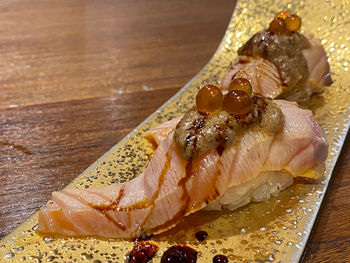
xmin=38 ymin=100 xmax=328 ymax=239
xmin=221 ymin=56 xmax=284 ymax=99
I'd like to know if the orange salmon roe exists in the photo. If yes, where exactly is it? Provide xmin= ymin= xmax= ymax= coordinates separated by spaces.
xmin=229 ymin=78 xmax=252 ymax=95
xmin=196 ymin=85 xmax=223 ymax=113
xmin=275 ymin=10 xmax=290 ymax=20
xmin=286 ymin=14 xmax=301 ymax=32
xmin=268 ymin=17 xmax=286 ymax=35
xmin=222 ymin=90 xmax=254 ymax=115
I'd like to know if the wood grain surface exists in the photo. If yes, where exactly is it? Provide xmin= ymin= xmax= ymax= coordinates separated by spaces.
xmin=0 ymin=0 xmax=349 ymax=262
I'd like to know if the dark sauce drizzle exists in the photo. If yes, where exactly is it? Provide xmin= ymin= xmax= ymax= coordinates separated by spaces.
xmin=88 ymin=189 xmax=127 ymax=231
xmin=151 ymin=158 xmax=192 ymax=233
xmin=88 ymin=152 xmax=171 ymax=235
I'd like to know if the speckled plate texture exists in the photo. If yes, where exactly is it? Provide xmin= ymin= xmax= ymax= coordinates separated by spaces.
xmin=1 ymin=0 xmax=350 ymax=262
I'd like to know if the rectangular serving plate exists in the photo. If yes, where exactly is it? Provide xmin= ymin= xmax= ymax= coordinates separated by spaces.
xmin=1 ymin=0 xmax=350 ymax=262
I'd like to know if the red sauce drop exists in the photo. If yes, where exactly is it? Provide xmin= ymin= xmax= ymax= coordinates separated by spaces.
xmin=195 ymin=230 xmax=208 ymax=242
xmin=129 ymin=241 xmax=159 ymax=263
xmin=160 ymin=245 xmax=198 ymax=263
xmin=213 ymin=254 xmax=228 ymax=263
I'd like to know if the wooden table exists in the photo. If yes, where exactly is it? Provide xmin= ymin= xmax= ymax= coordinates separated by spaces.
xmin=0 ymin=1 xmax=349 ymax=262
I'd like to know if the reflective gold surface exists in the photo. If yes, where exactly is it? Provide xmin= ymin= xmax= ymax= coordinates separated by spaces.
xmin=1 ymin=0 xmax=350 ymax=262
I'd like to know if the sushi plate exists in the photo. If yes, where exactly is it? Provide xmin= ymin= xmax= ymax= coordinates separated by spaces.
xmin=1 ymin=0 xmax=350 ymax=262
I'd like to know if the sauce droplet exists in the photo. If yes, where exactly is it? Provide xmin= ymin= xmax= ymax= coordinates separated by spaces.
xmin=213 ymin=254 xmax=228 ymax=263
xmin=195 ymin=230 xmax=208 ymax=242
xmin=129 ymin=241 xmax=159 ymax=263
xmin=160 ymin=245 xmax=198 ymax=263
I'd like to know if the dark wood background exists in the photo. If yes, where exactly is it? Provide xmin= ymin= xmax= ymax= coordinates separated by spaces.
xmin=0 ymin=1 xmax=349 ymax=262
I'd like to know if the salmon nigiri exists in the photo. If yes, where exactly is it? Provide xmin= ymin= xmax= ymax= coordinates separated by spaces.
xmin=221 ymin=13 xmax=331 ymax=106
xmin=38 ymin=93 xmax=328 ymax=238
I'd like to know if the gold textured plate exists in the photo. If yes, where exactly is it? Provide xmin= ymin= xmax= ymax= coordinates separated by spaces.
xmin=1 ymin=0 xmax=350 ymax=262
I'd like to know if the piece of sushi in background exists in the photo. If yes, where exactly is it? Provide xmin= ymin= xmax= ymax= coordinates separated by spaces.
xmin=221 ymin=30 xmax=332 ymax=106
